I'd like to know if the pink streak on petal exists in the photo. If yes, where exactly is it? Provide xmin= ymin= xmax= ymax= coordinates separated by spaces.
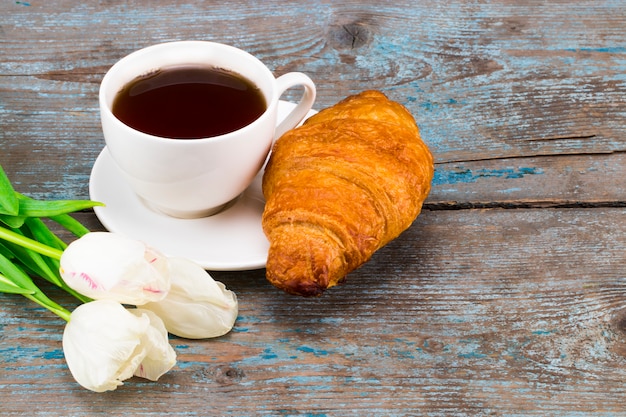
xmin=78 ymin=272 xmax=99 ymax=290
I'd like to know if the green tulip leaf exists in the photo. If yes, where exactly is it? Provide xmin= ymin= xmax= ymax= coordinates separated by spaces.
xmin=0 ymin=165 xmax=19 ymax=216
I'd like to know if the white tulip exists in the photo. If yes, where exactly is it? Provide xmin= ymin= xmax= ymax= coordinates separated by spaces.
xmin=142 ymin=257 xmax=238 ymax=339
xmin=59 ymin=232 xmax=170 ymax=305
xmin=62 ymin=300 xmax=176 ymax=392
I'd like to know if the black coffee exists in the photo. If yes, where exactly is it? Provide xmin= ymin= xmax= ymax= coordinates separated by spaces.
xmin=112 ymin=65 xmax=267 ymax=139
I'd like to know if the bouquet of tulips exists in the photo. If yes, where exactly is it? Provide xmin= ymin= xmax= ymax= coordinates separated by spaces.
xmin=0 ymin=164 xmax=238 ymax=392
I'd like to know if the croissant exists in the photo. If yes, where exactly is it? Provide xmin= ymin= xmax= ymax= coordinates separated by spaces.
xmin=261 ymin=90 xmax=434 ymax=296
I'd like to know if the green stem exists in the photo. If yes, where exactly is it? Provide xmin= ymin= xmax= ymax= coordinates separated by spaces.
xmin=0 ymin=225 xmax=63 ymax=260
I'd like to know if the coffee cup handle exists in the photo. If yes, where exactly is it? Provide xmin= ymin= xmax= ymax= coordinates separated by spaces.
xmin=273 ymin=72 xmax=317 ymax=140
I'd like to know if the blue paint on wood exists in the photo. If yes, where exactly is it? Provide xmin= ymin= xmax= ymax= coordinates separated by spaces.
xmin=236 ymin=315 xmax=262 ymax=324
xmin=433 ymin=166 xmax=544 ymax=186
xmin=396 ymin=350 xmax=416 ymax=359
xmin=232 ymin=327 xmax=249 ymax=332
xmin=458 ymin=351 xmax=488 ymax=359
xmin=262 ymin=347 xmax=278 ymax=360
xmin=296 ymin=346 xmax=329 ymax=356
xmin=279 ymin=412 xmax=328 ymax=417
xmin=565 ymin=47 xmax=626 ymax=54
xmin=42 ymin=349 xmax=64 ymax=360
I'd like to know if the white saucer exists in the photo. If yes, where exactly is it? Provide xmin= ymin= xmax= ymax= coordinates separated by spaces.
xmin=89 ymin=101 xmax=315 ymax=271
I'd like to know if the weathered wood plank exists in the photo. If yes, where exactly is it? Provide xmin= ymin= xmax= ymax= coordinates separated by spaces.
xmin=5 ymin=147 xmax=626 ymax=209
xmin=2 ymin=208 xmax=626 ymax=416
xmin=431 ymin=152 xmax=626 ymax=208
xmin=2 ymin=0 xmax=625 ymax=201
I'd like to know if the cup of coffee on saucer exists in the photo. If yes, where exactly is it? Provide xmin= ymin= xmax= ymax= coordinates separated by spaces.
xmin=99 ymin=40 xmax=316 ymax=219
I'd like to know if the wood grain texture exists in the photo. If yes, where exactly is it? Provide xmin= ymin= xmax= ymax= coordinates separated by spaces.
xmin=2 ymin=0 xmax=624 ymax=201
xmin=2 ymin=0 xmax=626 ymax=415
xmin=3 ymin=209 xmax=626 ymax=416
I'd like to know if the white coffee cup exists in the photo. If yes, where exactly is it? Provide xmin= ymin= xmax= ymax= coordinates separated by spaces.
xmin=99 ymin=41 xmax=316 ymax=218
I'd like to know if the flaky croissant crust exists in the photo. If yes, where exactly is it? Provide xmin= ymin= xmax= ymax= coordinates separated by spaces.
xmin=262 ymin=91 xmax=434 ymax=296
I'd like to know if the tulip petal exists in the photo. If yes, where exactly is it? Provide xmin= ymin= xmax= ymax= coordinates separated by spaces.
xmin=129 ymin=309 xmax=177 ymax=381
xmin=60 ymin=232 xmax=170 ymax=304
xmin=143 ymin=258 xmax=238 ymax=339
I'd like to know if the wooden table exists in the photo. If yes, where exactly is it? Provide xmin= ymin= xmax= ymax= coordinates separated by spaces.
xmin=2 ymin=1 xmax=626 ymax=415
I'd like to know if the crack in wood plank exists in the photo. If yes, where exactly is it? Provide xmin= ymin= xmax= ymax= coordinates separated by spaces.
xmin=435 ymin=149 xmax=626 ymax=165
xmin=424 ymin=200 xmax=626 ymax=211
xmin=524 ymin=134 xmax=597 ymax=142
